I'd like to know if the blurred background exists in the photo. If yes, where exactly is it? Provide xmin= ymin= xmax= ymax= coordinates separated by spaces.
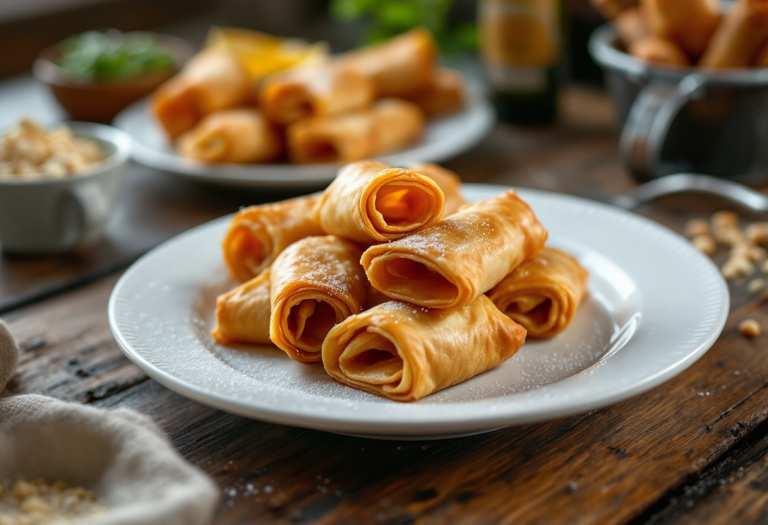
xmin=0 ymin=0 xmax=605 ymax=85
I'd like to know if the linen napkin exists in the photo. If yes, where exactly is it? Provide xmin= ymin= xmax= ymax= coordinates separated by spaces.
xmin=0 ymin=320 xmax=219 ymax=525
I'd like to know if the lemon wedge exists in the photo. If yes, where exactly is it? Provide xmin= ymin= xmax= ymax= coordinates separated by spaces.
xmin=206 ymin=27 xmax=329 ymax=79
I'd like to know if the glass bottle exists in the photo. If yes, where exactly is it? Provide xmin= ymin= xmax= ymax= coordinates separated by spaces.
xmin=480 ymin=0 xmax=563 ymax=125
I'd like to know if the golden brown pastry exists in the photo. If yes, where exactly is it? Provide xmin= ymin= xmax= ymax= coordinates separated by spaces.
xmin=322 ymin=296 xmax=527 ymax=402
xmin=270 ymin=236 xmax=367 ymax=363
xmin=755 ymin=37 xmax=768 ymax=66
xmin=361 ymin=190 xmax=548 ymax=309
xmin=338 ymin=27 xmax=438 ymax=97
xmin=641 ymin=0 xmax=721 ymax=59
xmin=371 ymin=99 xmax=426 ymax=156
xmin=590 ymin=0 xmax=637 ymax=20
xmin=700 ymin=0 xmax=768 ymax=68
xmin=314 ymin=160 xmax=444 ymax=244
xmin=487 ymin=248 xmax=588 ymax=339
xmin=178 ymin=109 xmax=282 ymax=163
xmin=286 ymin=99 xmax=425 ymax=164
xmin=211 ymin=270 xmax=272 ymax=345
xmin=756 ymin=38 xmax=768 ymax=66
xmin=151 ymin=49 xmax=252 ymax=139
xmin=630 ymin=37 xmax=691 ymax=66
xmin=405 ymin=68 xmax=465 ymax=117
xmin=409 ymin=162 xmax=465 ymax=216
xmin=259 ymin=65 xmax=375 ymax=126
xmin=222 ymin=195 xmax=324 ymax=282
xmin=614 ymin=7 xmax=651 ymax=48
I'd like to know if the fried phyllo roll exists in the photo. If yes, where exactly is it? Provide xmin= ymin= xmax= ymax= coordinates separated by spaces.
xmin=270 ymin=236 xmax=367 ymax=364
xmin=487 ymin=248 xmax=589 ymax=339
xmin=287 ymin=99 xmax=424 ymax=164
xmin=409 ymin=162 xmax=465 ymax=216
xmin=151 ymin=49 xmax=252 ymax=139
xmin=322 ymin=296 xmax=527 ymax=402
xmin=405 ymin=68 xmax=465 ymax=117
xmin=700 ymin=0 xmax=768 ymax=68
xmin=756 ymin=38 xmax=768 ymax=66
xmin=212 ymin=270 xmax=272 ymax=345
xmin=338 ymin=27 xmax=438 ymax=97
xmin=641 ymin=0 xmax=721 ymax=59
xmin=371 ymin=99 xmax=425 ymax=155
xmin=361 ymin=190 xmax=548 ymax=309
xmin=222 ymin=195 xmax=324 ymax=282
xmin=259 ymin=66 xmax=374 ymax=126
xmin=614 ymin=7 xmax=651 ymax=48
xmin=630 ymin=37 xmax=691 ymax=66
xmin=590 ymin=0 xmax=636 ymax=20
xmin=178 ymin=109 xmax=282 ymax=163
xmin=314 ymin=160 xmax=444 ymax=244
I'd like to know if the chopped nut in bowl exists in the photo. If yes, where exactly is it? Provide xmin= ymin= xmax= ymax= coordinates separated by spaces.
xmin=0 ymin=118 xmax=130 ymax=254
xmin=0 ymin=118 xmax=106 ymax=180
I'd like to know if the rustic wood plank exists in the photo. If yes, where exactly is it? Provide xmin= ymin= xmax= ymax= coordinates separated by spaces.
xmin=2 ymin=274 xmax=147 ymax=403
xmin=660 ymin=424 xmax=768 ymax=525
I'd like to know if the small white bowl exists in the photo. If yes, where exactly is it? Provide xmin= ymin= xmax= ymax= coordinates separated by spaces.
xmin=0 ymin=122 xmax=131 ymax=254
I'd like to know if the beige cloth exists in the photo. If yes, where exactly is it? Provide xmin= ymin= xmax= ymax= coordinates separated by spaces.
xmin=0 ymin=320 xmax=219 ymax=525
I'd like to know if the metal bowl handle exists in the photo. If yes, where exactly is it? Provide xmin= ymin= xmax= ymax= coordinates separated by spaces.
xmin=619 ymin=74 xmax=708 ymax=181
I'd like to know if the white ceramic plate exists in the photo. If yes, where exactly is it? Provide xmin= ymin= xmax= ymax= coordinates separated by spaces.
xmin=108 ymin=184 xmax=729 ymax=439
xmin=113 ymin=88 xmax=494 ymax=190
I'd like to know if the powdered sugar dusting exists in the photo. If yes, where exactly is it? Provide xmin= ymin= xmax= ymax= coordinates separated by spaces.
xmin=387 ymin=210 xmax=503 ymax=258
xmin=278 ymin=236 xmax=364 ymax=299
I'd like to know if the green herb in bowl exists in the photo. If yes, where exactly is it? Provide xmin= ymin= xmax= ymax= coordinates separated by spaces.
xmin=57 ymin=30 xmax=178 ymax=82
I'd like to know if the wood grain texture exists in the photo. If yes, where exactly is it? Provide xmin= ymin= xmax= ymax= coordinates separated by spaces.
xmin=6 ymin=86 xmax=768 ymax=524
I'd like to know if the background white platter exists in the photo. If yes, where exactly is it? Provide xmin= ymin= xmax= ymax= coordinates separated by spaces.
xmin=113 ymin=87 xmax=495 ymax=190
xmin=108 ymin=184 xmax=728 ymax=439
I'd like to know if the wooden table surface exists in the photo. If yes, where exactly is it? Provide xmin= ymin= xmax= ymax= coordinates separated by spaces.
xmin=3 ymin=80 xmax=768 ymax=525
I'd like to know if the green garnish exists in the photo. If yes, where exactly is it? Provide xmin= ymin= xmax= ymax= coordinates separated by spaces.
xmin=57 ymin=30 xmax=177 ymax=81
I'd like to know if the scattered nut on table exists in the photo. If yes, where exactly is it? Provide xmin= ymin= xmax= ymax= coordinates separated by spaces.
xmin=713 ymin=226 xmax=745 ymax=247
xmin=722 ymin=257 xmax=755 ymax=280
xmin=748 ymin=278 xmax=766 ymax=293
xmin=712 ymin=211 xmax=739 ymax=230
xmin=733 ymin=243 xmax=767 ymax=262
xmin=746 ymin=222 xmax=768 ymax=245
xmin=692 ymin=234 xmax=716 ymax=255
xmin=739 ymin=319 xmax=761 ymax=338
xmin=685 ymin=218 xmax=710 ymax=238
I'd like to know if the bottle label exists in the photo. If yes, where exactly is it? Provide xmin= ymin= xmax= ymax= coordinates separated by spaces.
xmin=481 ymin=0 xmax=559 ymax=91
xmin=486 ymin=65 xmax=548 ymax=90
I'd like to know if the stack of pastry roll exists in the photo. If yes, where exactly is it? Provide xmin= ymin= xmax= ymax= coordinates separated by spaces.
xmin=592 ymin=0 xmax=768 ymax=69
xmin=151 ymin=28 xmax=467 ymax=166
xmin=212 ymin=160 xmax=589 ymax=402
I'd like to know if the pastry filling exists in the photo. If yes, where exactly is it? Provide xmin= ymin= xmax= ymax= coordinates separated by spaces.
xmin=288 ymin=299 xmax=338 ymax=350
xmin=508 ymin=296 xmax=552 ymax=326
xmin=274 ymin=85 xmax=313 ymax=123
xmin=303 ymin=136 xmax=340 ymax=163
xmin=375 ymin=182 xmax=433 ymax=228
xmin=339 ymin=330 xmax=403 ymax=385
xmin=228 ymin=225 xmax=265 ymax=274
xmin=378 ymin=257 xmax=457 ymax=302
xmin=189 ymin=131 xmax=226 ymax=160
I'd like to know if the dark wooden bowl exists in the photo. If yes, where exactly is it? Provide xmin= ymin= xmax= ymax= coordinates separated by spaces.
xmin=33 ymin=34 xmax=194 ymax=124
